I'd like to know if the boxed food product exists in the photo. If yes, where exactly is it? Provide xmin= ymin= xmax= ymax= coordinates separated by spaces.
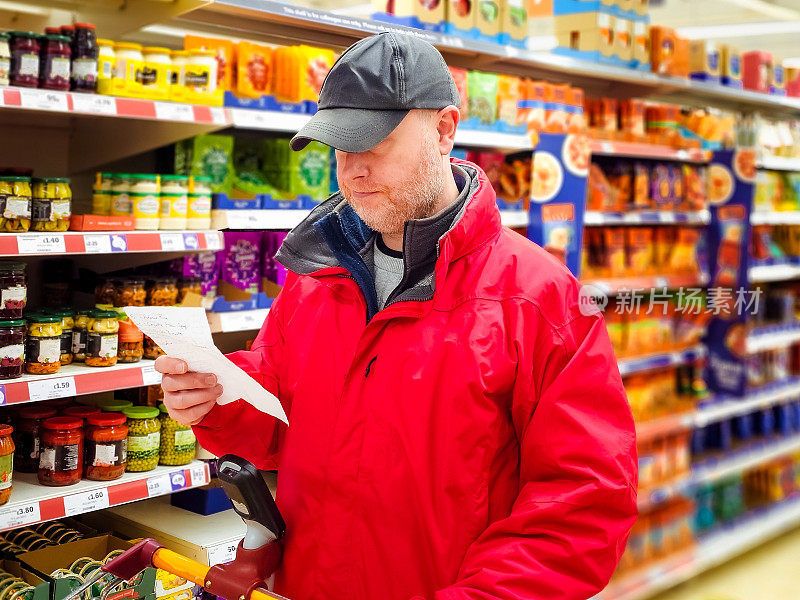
xmin=466 ymin=71 xmax=498 ymax=126
xmin=220 ymin=231 xmax=262 ymax=299
xmin=235 ymin=41 xmax=272 ymax=99
xmin=787 ymin=67 xmax=800 ymax=97
xmin=614 ymin=17 xmax=633 ymax=64
xmin=262 ymin=231 xmax=289 ymax=297
xmin=262 ymin=138 xmax=330 ymax=200
xmin=178 ymin=251 xmax=219 ymax=299
xmin=608 ymin=161 xmax=633 ymax=209
xmin=743 ymin=50 xmax=773 ymax=93
xmin=672 ymin=36 xmax=690 ymax=78
xmin=372 ymin=0 xmax=445 ymax=28
xmin=633 ymin=161 xmax=651 ymax=209
xmin=475 ymin=0 xmax=501 ymax=40
xmin=772 ymin=63 xmax=786 ymax=95
xmin=650 ymin=26 xmax=676 ymax=76
xmin=627 ymin=227 xmax=654 ymax=275
xmin=651 ymin=163 xmax=673 ymax=211
xmin=689 ymin=40 xmax=721 ymax=83
xmin=683 ymin=165 xmax=707 ymax=211
xmin=500 ymin=0 xmax=528 ymax=46
xmin=720 ymin=44 xmax=743 ymax=88
xmin=566 ymin=87 xmax=586 ymax=132
xmin=496 ymin=75 xmax=523 ymax=131
xmin=555 ymin=11 xmax=615 ymax=64
xmin=632 ymin=20 xmax=650 ymax=69
xmin=519 ymin=80 xmax=547 ymax=132
xmin=70 ymin=215 xmax=135 ymax=231
xmin=448 ymin=67 xmax=469 ymax=120
xmin=620 ymin=99 xmax=645 ymax=136
xmin=446 ymin=0 xmax=476 ymax=35
xmin=605 ymin=228 xmax=627 ymax=276
xmin=184 ymin=35 xmax=235 ymax=91
xmin=544 ymin=83 xmax=569 ymax=133
xmin=175 ymin=134 xmax=235 ymax=195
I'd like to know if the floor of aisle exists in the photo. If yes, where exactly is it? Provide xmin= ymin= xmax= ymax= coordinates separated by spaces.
xmin=651 ymin=526 xmax=800 ymax=600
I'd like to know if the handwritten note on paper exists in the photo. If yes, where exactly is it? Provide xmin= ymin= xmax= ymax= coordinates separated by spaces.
xmin=124 ymin=307 xmax=288 ymax=424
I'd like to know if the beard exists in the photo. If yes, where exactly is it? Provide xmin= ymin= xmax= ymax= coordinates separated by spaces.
xmin=340 ymin=139 xmax=445 ymax=235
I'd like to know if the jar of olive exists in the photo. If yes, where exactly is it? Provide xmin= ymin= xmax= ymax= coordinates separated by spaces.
xmin=158 ymin=403 xmax=195 ymax=466
xmin=71 ymin=310 xmax=90 ymax=362
xmin=48 ymin=308 xmax=73 ymax=365
xmin=123 ymin=406 xmax=160 ymax=472
xmin=25 ymin=314 xmax=62 ymax=375
xmin=85 ymin=310 xmax=119 ymax=367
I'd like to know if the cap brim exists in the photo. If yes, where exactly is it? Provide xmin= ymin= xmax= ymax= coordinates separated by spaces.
xmin=290 ymin=107 xmax=409 ymax=153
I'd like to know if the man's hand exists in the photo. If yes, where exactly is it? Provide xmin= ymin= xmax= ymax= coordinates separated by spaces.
xmin=155 ymin=356 xmax=224 ymax=426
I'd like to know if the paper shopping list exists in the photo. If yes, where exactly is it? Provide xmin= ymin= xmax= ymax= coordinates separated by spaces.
xmin=124 ymin=306 xmax=288 ymax=424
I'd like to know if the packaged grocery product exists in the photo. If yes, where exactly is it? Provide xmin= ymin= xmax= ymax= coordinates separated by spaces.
xmin=565 ymin=87 xmax=585 ymax=133
xmin=110 ymin=174 xmax=132 ymax=217
xmin=184 ymin=35 xmax=234 ymax=91
xmin=25 ymin=314 xmax=61 ymax=375
xmin=671 ymin=228 xmax=700 ymax=273
xmin=720 ymin=44 xmax=742 ymax=88
xmin=654 ymin=227 xmax=675 ymax=270
xmin=501 ymin=0 xmax=527 ymax=45
xmin=143 ymin=334 xmax=164 ymax=360
xmin=466 ymin=71 xmax=498 ymax=126
xmin=39 ymin=35 xmax=71 ymax=91
xmin=49 ymin=308 xmax=74 ymax=365
xmin=169 ymin=49 xmax=189 ymax=102
xmin=71 ymin=310 xmax=89 ymax=362
xmin=596 ymin=98 xmax=618 ymax=132
xmin=650 ymin=163 xmax=673 ymax=211
xmin=9 ymin=31 xmax=40 ymax=88
xmin=448 ymin=67 xmax=468 ymax=121
xmin=604 ymin=228 xmax=626 ymax=276
xmin=159 ymin=175 xmax=189 ymax=230
xmin=131 ymin=191 xmax=160 ymax=230
xmin=85 ymin=309 xmax=119 ymax=368
xmin=96 ymin=38 xmax=114 ymax=95
xmin=689 ymin=40 xmax=720 ymax=83
xmin=14 ymin=406 xmax=56 ymax=473
xmin=32 ymin=177 xmax=71 ymax=232
xmin=220 ymin=231 xmax=261 ymax=298
xmin=0 ymin=176 xmax=31 ymax=233
xmin=614 ymin=17 xmax=633 ymax=65
xmin=113 ymin=42 xmax=143 ymax=97
xmin=446 ymin=0 xmax=476 ymax=35
xmin=632 ymin=20 xmax=649 ymax=68
xmin=178 ymin=251 xmax=219 ymax=300
xmin=0 ymin=262 xmax=26 ymax=320
xmin=176 ymin=134 xmax=234 ymax=195
xmin=235 ymin=41 xmax=272 ymax=98
xmin=62 ymin=406 xmax=100 ymax=427
xmin=668 ymin=164 xmax=684 ymax=210
xmin=372 ymin=0 xmax=445 ymax=28
xmin=140 ymin=47 xmax=172 ymax=100
xmin=71 ymin=23 xmax=98 ymax=92
xmin=475 ymin=0 xmax=500 ymax=38
xmin=0 ymin=319 xmax=24 ymax=381
xmin=124 ymin=406 xmax=161 ymax=472
xmin=633 ymin=161 xmax=651 ymax=209
xmin=84 ymin=413 xmax=128 ymax=481
xmin=608 ymin=162 xmax=632 ymax=210
xmin=38 ymin=416 xmax=83 ymax=486
xmin=544 ymin=84 xmax=569 ymax=134
xmin=178 ymin=277 xmax=202 ymax=303
xmin=184 ymin=49 xmax=219 ymax=105
xmin=742 ymin=50 xmax=772 ymax=93
xmin=147 ymin=277 xmax=179 ymax=306
xmin=496 ymin=75 xmax=522 ymax=130
xmin=520 ymin=80 xmax=546 ymax=133
xmin=650 ymin=26 xmax=676 ymax=76
xmin=158 ymin=403 xmax=196 ymax=466
xmin=683 ymin=165 xmax=707 ymax=211
xmin=619 ymin=100 xmax=645 ymax=136
xmin=0 ymin=425 xmax=12 ymax=505
xmin=113 ymin=278 xmax=145 ymax=308
xmin=627 ymin=227 xmax=654 ymax=275
xmin=0 ymin=33 xmax=10 ymax=87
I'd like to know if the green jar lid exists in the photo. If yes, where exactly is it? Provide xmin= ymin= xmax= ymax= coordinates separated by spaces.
xmin=0 ymin=261 xmax=25 ymax=273
xmin=0 ymin=319 xmax=25 ymax=327
xmin=46 ymin=307 xmax=74 ymax=318
xmin=43 ymin=177 xmax=70 ymax=183
xmin=46 ymin=35 xmax=71 ymax=43
xmin=123 ymin=406 xmax=159 ymax=419
xmin=129 ymin=174 xmax=159 ymax=179
xmin=99 ymin=172 xmax=114 ymax=178
xmin=0 ymin=33 xmax=9 ymax=39
xmin=1 ymin=176 xmax=31 ymax=182
xmin=158 ymin=403 xmax=169 ymax=414
xmin=192 ymin=176 xmax=213 ymax=182
xmin=90 ymin=309 xmax=119 ymax=319
xmin=97 ymin=400 xmax=133 ymax=413
xmin=160 ymin=175 xmax=189 ymax=181
xmin=8 ymin=31 xmax=38 ymax=38
xmin=27 ymin=314 xmax=60 ymax=324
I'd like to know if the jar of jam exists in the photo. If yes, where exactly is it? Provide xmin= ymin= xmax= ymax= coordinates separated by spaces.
xmin=9 ymin=32 xmax=40 ymax=88
xmin=117 ymin=319 xmax=143 ymax=363
xmin=0 ymin=319 xmax=25 ymax=380
xmin=60 ymin=25 xmax=74 ymax=43
xmin=39 ymin=35 xmax=71 ymax=91
xmin=0 ymin=262 xmax=26 ymax=319
xmin=158 ymin=403 xmax=195 ymax=466
xmin=48 ymin=308 xmax=74 ymax=365
xmin=114 ymin=278 xmax=146 ymax=308
xmin=146 ymin=277 xmax=178 ymax=306
xmin=62 ymin=405 xmax=100 ymax=427
xmin=0 ymin=176 xmax=32 ymax=233
xmin=71 ymin=23 xmax=97 ymax=92
xmin=0 ymin=425 xmax=13 ymax=505
xmin=25 ymin=314 xmax=62 ymax=375
xmin=71 ymin=310 xmax=89 ymax=362
xmin=13 ymin=406 xmax=56 ymax=473
xmin=124 ymin=407 xmax=160 ymax=472
xmin=0 ymin=33 xmax=10 ymax=87
xmin=96 ymin=399 xmax=132 ymax=413
xmin=84 ymin=413 xmax=127 ymax=481
xmin=38 ymin=416 xmax=83 ymax=486
xmin=85 ymin=309 xmax=118 ymax=367
xmin=143 ymin=335 xmax=164 ymax=360
xmin=178 ymin=277 xmax=202 ymax=303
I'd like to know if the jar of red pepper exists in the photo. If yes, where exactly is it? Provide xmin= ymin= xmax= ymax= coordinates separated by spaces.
xmin=39 ymin=35 xmax=71 ymax=91
xmin=62 ymin=405 xmax=100 ymax=426
xmin=13 ymin=405 xmax=56 ymax=473
xmin=9 ymin=32 xmax=40 ymax=88
xmin=38 ymin=416 xmax=83 ymax=486
xmin=84 ymin=413 xmax=127 ymax=481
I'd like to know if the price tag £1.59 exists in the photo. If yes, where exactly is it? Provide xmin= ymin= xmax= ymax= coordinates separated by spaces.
xmin=27 ymin=376 xmax=75 ymax=401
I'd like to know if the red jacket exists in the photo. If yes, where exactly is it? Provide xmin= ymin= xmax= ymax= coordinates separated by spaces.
xmin=195 ymin=160 xmax=637 ymax=600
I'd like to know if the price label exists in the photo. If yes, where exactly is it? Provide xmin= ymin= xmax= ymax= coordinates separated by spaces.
xmin=190 ymin=463 xmax=207 ymax=487
xmin=224 ymin=211 xmax=262 ymax=229
xmin=218 ymin=310 xmax=268 ymax=333
xmin=19 ymin=89 xmax=69 ymax=112
xmin=160 ymin=233 xmax=185 ymax=252
xmin=209 ymin=107 xmax=227 ymax=125
xmin=147 ymin=473 xmax=172 ymax=497
xmin=72 ymin=94 xmax=116 ymax=115
xmin=84 ymin=234 xmax=112 ymax=254
xmin=207 ymin=540 xmax=241 ymax=566
xmin=601 ymin=142 xmax=614 ymax=154
xmin=17 ymin=234 xmax=66 ymax=255
xmin=183 ymin=233 xmax=199 ymax=250
xmin=155 ymin=102 xmax=195 ymax=122
xmin=230 ymin=109 xmax=270 ymax=129
xmin=204 ymin=233 xmax=222 ymax=250
xmin=0 ymin=503 xmax=41 ymax=529
xmin=140 ymin=364 xmax=162 ymax=386
xmin=28 ymin=376 xmax=76 ymax=401
xmin=64 ymin=488 xmax=109 ymax=516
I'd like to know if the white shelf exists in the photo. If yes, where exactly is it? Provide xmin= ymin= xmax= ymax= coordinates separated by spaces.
xmin=618 ymin=345 xmax=706 ymax=377
xmin=749 ymin=263 xmax=800 ymax=283
xmin=590 ymin=141 xmax=709 ymax=163
xmin=0 ymin=461 xmax=210 ymax=531
xmin=692 ymin=434 xmax=800 ymax=485
xmin=746 ymin=324 xmax=800 ymax=353
xmin=208 ymin=309 xmax=270 ymax=333
xmin=500 ymin=210 xmax=529 ymax=228
xmin=585 ymin=210 xmax=710 ymax=226
xmin=759 ymin=155 xmax=800 ymax=172
xmin=751 ymin=211 xmax=800 ymax=225
xmin=695 ymin=380 xmax=800 ymax=427
xmin=0 ymin=231 xmax=222 ymax=257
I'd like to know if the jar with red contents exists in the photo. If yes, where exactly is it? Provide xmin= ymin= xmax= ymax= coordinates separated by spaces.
xmin=62 ymin=405 xmax=100 ymax=427
xmin=0 ymin=319 xmax=25 ymax=380
xmin=39 ymin=35 xmax=71 ymax=91
xmin=0 ymin=262 xmax=27 ymax=319
xmin=71 ymin=23 xmax=97 ymax=92
xmin=13 ymin=405 xmax=56 ymax=473
xmin=38 ymin=416 xmax=83 ymax=486
xmin=84 ymin=413 xmax=127 ymax=481
xmin=9 ymin=32 xmax=40 ymax=88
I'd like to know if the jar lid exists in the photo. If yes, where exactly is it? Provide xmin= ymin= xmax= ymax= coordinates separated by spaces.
xmin=60 ymin=25 xmax=74 ymax=31
xmin=47 ymin=308 xmax=74 ymax=318
xmin=192 ymin=176 xmax=213 ymax=182
xmin=115 ymin=42 xmax=142 ymax=50
xmin=0 ymin=425 xmax=12 ymax=437
xmin=0 ymin=33 xmax=9 ymax=39
xmin=118 ymin=319 xmax=143 ymax=342
xmin=47 ymin=35 xmax=71 ymax=43
xmin=113 ymin=173 xmax=132 ymax=178
xmin=0 ymin=319 xmax=25 ymax=327
xmin=123 ymin=406 xmax=159 ymax=419
xmin=97 ymin=39 xmax=113 ymax=46
xmin=97 ymin=400 xmax=132 ymax=412
xmin=42 ymin=416 xmax=82 ymax=430
xmin=62 ymin=406 xmax=100 ymax=419
xmin=129 ymin=174 xmax=159 ymax=180
xmin=90 ymin=309 xmax=119 ymax=319
xmin=99 ymin=172 xmax=114 ymax=177
xmin=158 ymin=403 xmax=168 ymax=414
xmin=1 ymin=176 xmax=31 ymax=182
xmin=0 ymin=261 xmax=25 ymax=273
xmin=143 ymin=46 xmax=170 ymax=54
xmin=8 ymin=31 xmax=38 ymax=37
xmin=43 ymin=177 xmax=70 ymax=183
xmin=74 ymin=22 xmax=95 ymax=29
xmin=27 ymin=314 xmax=60 ymax=324
xmin=17 ymin=406 xmax=57 ymax=420
xmin=160 ymin=175 xmax=189 ymax=181
xmin=87 ymin=412 xmax=126 ymax=426
xmin=171 ymin=50 xmax=189 ymax=56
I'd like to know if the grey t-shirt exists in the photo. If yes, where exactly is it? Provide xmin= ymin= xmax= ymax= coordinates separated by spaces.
xmin=373 ymin=237 xmax=404 ymax=310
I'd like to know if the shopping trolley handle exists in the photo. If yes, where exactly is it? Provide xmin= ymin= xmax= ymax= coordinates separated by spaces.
xmin=104 ymin=538 xmax=163 ymax=580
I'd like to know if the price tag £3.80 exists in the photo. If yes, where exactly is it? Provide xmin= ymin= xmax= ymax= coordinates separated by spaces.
xmin=0 ymin=503 xmax=41 ymax=529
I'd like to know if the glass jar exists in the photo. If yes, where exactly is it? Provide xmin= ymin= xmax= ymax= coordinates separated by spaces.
xmin=41 ymin=258 xmax=73 ymax=308
xmin=13 ymin=406 xmax=56 ymax=473
xmin=97 ymin=39 xmax=114 ymax=95
xmin=159 ymin=176 xmax=188 ymax=231
xmin=39 ymin=35 xmax=71 ymax=91
xmin=0 ymin=33 xmax=10 ymax=87
xmin=9 ymin=32 xmax=40 ymax=88
xmin=48 ymin=308 xmax=74 ymax=365
xmin=94 ymin=279 xmax=116 ymax=305
xmin=71 ymin=310 xmax=89 ymax=362
xmin=110 ymin=174 xmax=132 ymax=216
xmin=117 ymin=320 xmax=143 ymax=363
xmin=96 ymin=399 xmax=132 ymax=413
xmin=129 ymin=173 xmax=160 ymax=231
xmin=85 ymin=413 xmax=127 ymax=481
xmin=146 ymin=278 xmax=178 ymax=306
xmin=0 ymin=176 xmax=32 ymax=233
xmin=158 ymin=403 xmax=195 ymax=466
xmin=114 ymin=278 xmax=146 ymax=308
xmin=185 ymin=49 xmax=217 ymax=96
xmin=141 ymin=47 xmax=171 ymax=100
xmin=60 ymin=25 xmax=74 ymax=43
xmin=91 ymin=172 xmax=113 ymax=215
xmin=0 ymin=319 xmax=24 ymax=380
xmin=25 ymin=315 xmax=61 ymax=375
xmin=169 ymin=50 xmax=189 ymax=102
xmin=186 ymin=193 xmax=211 ymax=230
xmin=143 ymin=335 xmax=164 ymax=360
xmin=124 ymin=407 xmax=160 ymax=472
xmin=85 ymin=309 xmax=118 ymax=367
xmin=71 ymin=23 xmax=97 ymax=92
xmin=38 ymin=416 xmax=83 ymax=486
xmin=178 ymin=277 xmax=202 ymax=304
xmin=0 ymin=425 xmax=13 ymax=505
xmin=129 ymin=174 xmax=160 ymax=195
xmin=62 ymin=405 xmax=99 ymax=427
xmin=32 ymin=177 xmax=71 ymax=232
xmin=0 ymin=262 xmax=26 ymax=319
xmin=113 ymin=42 xmax=143 ymax=96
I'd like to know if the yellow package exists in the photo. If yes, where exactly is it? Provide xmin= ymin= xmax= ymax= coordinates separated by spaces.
xmin=235 ymin=41 xmax=273 ymax=98
xmin=497 ymin=75 xmax=522 ymax=127
xmin=299 ymin=46 xmax=334 ymax=103
xmin=184 ymin=35 xmax=235 ymax=91
xmin=140 ymin=47 xmax=172 ymax=100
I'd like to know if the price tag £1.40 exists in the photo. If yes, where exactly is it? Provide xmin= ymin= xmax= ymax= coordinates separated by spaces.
xmin=17 ymin=234 xmax=66 ymax=255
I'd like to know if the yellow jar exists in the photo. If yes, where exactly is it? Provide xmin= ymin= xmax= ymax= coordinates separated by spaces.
xmin=71 ymin=311 xmax=90 ymax=362
xmin=159 ymin=175 xmax=188 ymax=230
xmin=85 ymin=309 xmax=119 ymax=368
xmin=110 ymin=174 xmax=132 ymax=217
xmin=97 ymin=39 xmax=115 ymax=95
xmin=141 ymin=47 xmax=172 ymax=100
xmin=48 ymin=308 xmax=74 ymax=365
xmin=92 ymin=172 xmax=114 ymax=215
xmin=114 ymin=42 xmax=143 ymax=97
xmin=25 ymin=314 xmax=62 ymax=375
xmin=169 ymin=50 xmax=189 ymax=102
xmin=0 ymin=177 xmax=31 ymax=233
xmin=32 ymin=178 xmax=71 ymax=232
xmin=184 ymin=49 xmax=217 ymax=103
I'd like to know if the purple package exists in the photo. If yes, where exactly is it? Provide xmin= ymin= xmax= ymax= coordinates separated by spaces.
xmin=221 ymin=231 xmax=262 ymax=296
xmin=194 ymin=251 xmax=220 ymax=298
xmin=261 ymin=232 xmax=288 ymax=296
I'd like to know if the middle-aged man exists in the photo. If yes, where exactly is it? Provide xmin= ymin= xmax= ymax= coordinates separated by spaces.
xmin=156 ymin=32 xmax=637 ymax=600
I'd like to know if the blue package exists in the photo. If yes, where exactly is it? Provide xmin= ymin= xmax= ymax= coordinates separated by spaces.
xmin=707 ymin=420 xmax=732 ymax=451
xmin=732 ymin=414 xmax=753 ymax=441
xmin=753 ymin=407 xmax=776 ymax=437
xmin=775 ymin=404 xmax=793 ymax=436
xmin=691 ymin=426 xmax=707 ymax=456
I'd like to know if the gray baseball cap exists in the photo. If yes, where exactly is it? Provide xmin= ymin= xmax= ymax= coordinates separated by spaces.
xmin=290 ymin=32 xmax=460 ymax=153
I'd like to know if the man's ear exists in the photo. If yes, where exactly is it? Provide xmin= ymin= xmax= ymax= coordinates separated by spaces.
xmin=435 ymin=106 xmax=460 ymax=155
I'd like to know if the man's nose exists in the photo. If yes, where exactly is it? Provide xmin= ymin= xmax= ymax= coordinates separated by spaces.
xmin=337 ymin=151 xmax=369 ymax=180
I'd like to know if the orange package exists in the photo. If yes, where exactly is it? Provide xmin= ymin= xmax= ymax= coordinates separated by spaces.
xmin=633 ymin=161 xmax=652 ymax=209
xmin=619 ymin=99 xmax=645 ymax=137
xmin=605 ymin=228 xmax=627 ymax=277
xmin=587 ymin=163 xmax=613 ymax=211
xmin=627 ymin=227 xmax=654 ymax=276
xmin=449 ymin=67 xmax=468 ymax=120
xmin=597 ymin=98 xmax=618 ymax=132
xmin=672 ymin=36 xmax=690 ymax=78
xmin=184 ymin=35 xmax=235 ymax=91
xmin=521 ymin=80 xmax=547 ymax=133
xmin=608 ymin=162 xmax=633 ymax=210
xmin=683 ymin=164 xmax=707 ymax=211
xmin=654 ymin=227 xmax=675 ymax=271
xmin=299 ymin=45 xmax=335 ymax=102
xmin=566 ymin=87 xmax=586 ymax=132
xmin=497 ymin=75 xmax=523 ymax=128
xmin=650 ymin=26 xmax=677 ymax=76
xmin=235 ymin=41 xmax=272 ymax=98
xmin=671 ymin=228 xmax=700 ymax=273
xmin=544 ymin=83 xmax=569 ymax=133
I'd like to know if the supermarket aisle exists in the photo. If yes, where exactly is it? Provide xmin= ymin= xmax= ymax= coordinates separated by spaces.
xmin=653 ymin=526 xmax=800 ymax=600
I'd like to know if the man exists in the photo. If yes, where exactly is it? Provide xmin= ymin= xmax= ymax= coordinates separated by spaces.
xmin=157 ymin=32 xmax=637 ymax=600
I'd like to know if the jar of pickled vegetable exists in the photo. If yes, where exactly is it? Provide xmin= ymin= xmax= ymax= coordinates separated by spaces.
xmin=146 ymin=277 xmax=178 ymax=306
xmin=124 ymin=407 xmax=160 ymax=472
xmin=13 ymin=406 xmax=55 ymax=473
xmin=85 ymin=310 xmax=118 ymax=367
xmin=0 ymin=319 xmax=24 ymax=380
xmin=62 ymin=406 xmax=100 ymax=427
xmin=177 ymin=277 xmax=201 ymax=304
xmin=84 ymin=413 xmax=127 ymax=481
xmin=0 ymin=33 xmax=10 ymax=87
xmin=117 ymin=320 xmax=143 ymax=363
xmin=114 ymin=279 xmax=145 ymax=308
xmin=0 ymin=262 xmax=25 ymax=320
xmin=38 ymin=417 xmax=83 ymax=486
xmin=94 ymin=279 xmax=116 ymax=306
xmin=158 ymin=403 xmax=195 ymax=466
xmin=143 ymin=334 xmax=164 ymax=360
xmin=0 ymin=425 xmax=13 ymax=505
xmin=9 ymin=32 xmax=39 ymax=88
xmin=25 ymin=315 xmax=62 ymax=375
xmin=71 ymin=310 xmax=89 ymax=362
xmin=48 ymin=308 xmax=73 ymax=365
xmin=31 ymin=178 xmax=71 ymax=232
xmin=0 ymin=176 xmax=31 ymax=233
xmin=96 ymin=399 xmax=132 ymax=413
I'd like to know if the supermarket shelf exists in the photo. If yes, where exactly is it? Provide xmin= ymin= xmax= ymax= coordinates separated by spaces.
xmin=746 ymin=323 xmax=800 ymax=354
xmin=618 ymin=345 xmax=706 ymax=377
xmin=582 ymin=273 xmax=708 ymax=295
xmin=637 ymin=413 xmax=695 ymax=444
xmin=749 ymin=263 xmax=800 ymax=283
xmin=590 ymin=141 xmax=710 ymax=163
xmin=692 ymin=434 xmax=800 ymax=485
xmin=0 ymin=231 xmax=222 ymax=257
xmin=500 ymin=210 xmax=529 ymax=228
xmin=208 ymin=309 xmax=269 ymax=333
xmin=638 ymin=476 xmax=690 ymax=512
xmin=0 ymin=461 xmax=210 ymax=532
xmin=0 ymin=360 xmax=162 ymax=405
xmin=584 ymin=210 xmax=711 ymax=226
xmin=695 ymin=379 xmax=800 ymax=427
xmin=759 ymin=155 xmax=800 ymax=172
xmin=751 ymin=211 xmax=800 ymax=225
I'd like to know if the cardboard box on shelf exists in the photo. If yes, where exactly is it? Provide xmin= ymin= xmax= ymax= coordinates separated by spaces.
xmin=632 ymin=20 xmax=650 ymax=67
xmin=475 ymin=0 xmax=501 ymax=39
xmin=772 ymin=63 xmax=787 ymax=95
xmin=500 ymin=0 xmax=528 ymax=45
xmin=650 ymin=25 xmax=676 ymax=75
xmin=614 ymin=17 xmax=633 ymax=63
xmin=554 ymin=11 xmax=615 ymax=63
xmin=372 ymin=0 xmax=445 ymax=28
xmin=445 ymin=0 xmax=476 ymax=35
xmin=743 ymin=50 xmax=773 ymax=93
xmin=720 ymin=44 xmax=742 ymax=88
xmin=70 ymin=215 xmax=136 ymax=230
xmin=690 ymin=40 xmax=721 ymax=83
